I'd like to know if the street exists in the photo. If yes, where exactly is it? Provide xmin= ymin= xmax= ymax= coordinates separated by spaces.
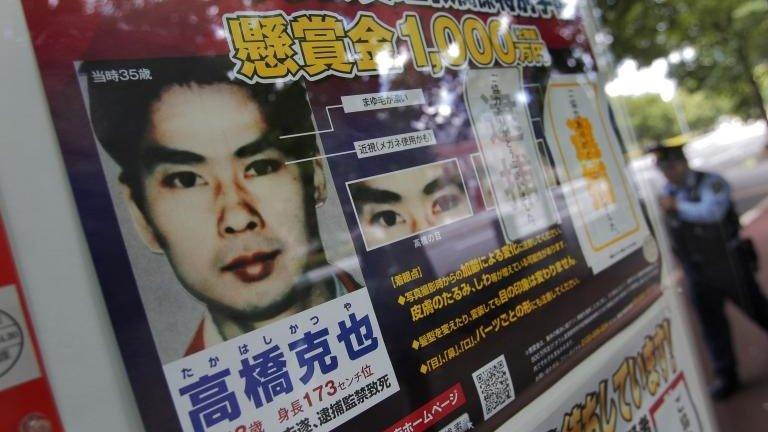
xmin=688 ymin=121 xmax=768 ymax=216
xmin=632 ymin=120 xmax=768 ymax=217
xmin=634 ymin=120 xmax=768 ymax=431
xmin=695 ymin=199 xmax=768 ymax=432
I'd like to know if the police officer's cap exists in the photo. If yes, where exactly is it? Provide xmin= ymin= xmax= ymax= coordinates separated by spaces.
xmin=648 ymin=142 xmax=686 ymax=165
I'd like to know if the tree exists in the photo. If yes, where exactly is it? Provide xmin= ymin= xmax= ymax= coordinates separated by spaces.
xmin=680 ymin=91 xmax=735 ymax=132
xmin=612 ymin=91 xmax=731 ymax=149
xmin=595 ymin=0 xmax=768 ymax=124
xmin=613 ymin=94 xmax=677 ymax=147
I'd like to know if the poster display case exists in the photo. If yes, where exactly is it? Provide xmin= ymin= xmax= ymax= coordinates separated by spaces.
xmin=0 ymin=0 xmax=717 ymax=431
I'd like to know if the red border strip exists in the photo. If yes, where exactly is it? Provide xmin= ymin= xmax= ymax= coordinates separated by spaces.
xmin=0 ymin=215 xmax=64 ymax=431
xmin=384 ymin=383 xmax=466 ymax=432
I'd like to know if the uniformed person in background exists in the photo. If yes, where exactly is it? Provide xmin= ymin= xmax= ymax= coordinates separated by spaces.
xmin=653 ymin=143 xmax=768 ymax=399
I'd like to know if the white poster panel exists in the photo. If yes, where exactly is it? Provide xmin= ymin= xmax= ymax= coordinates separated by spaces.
xmin=465 ymin=67 xmax=559 ymax=242
xmin=164 ymin=289 xmax=398 ymax=432
xmin=500 ymin=295 xmax=716 ymax=432
xmin=544 ymin=74 xmax=649 ymax=274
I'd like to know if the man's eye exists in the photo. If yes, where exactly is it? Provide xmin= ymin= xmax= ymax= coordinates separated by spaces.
xmin=432 ymin=194 xmax=461 ymax=215
xmin=245 ymin=159 xmax=282 ymax=178
xmin=370 ymin=210 xmax=405 ymax=228
xmin=161 ymin=172 xmax=207 ymax=189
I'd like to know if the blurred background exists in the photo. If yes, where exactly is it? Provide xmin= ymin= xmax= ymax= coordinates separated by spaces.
xmin=594 ymin=1 xmax=768 ymax=430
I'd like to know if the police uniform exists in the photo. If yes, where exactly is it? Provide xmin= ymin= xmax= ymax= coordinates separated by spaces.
xmin=663 ymin=169 xmax=768 ymax=385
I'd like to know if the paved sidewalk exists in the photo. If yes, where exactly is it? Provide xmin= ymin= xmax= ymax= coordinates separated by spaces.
xmin=684 ymin=201 xmax=768 ymax=431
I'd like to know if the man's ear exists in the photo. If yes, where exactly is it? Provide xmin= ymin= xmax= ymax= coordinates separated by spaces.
xmin=120 ymin=183 xmax=164 ymax=254
xmin=313 ymin=158 xmax=328 ymax=208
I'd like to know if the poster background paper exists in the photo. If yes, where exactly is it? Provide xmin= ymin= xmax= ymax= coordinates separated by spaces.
xmin=18 ymin=1 xmax=666 ymax=431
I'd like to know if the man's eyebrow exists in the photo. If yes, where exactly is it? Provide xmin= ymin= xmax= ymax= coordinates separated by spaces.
xmin=351 ymin=185 xmax=402 ymax=207
xmin=141 ymin=137 xmax=274 ymax=170
xmin=423 ymin=174 xmax=462 ymax=196
xmin=141 ymin=146 xmax=205 ymax=170
xmin=234 ymin=137 xmax=271 ymax=159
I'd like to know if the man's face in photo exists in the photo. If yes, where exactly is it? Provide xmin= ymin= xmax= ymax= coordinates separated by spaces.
xmin=127 ymin=83 xmax=315 ymax=317
xmin=353 ymin=162 xmax=471 ymax=248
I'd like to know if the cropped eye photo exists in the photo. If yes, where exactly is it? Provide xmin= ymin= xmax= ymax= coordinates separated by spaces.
xmin=348 ymin=160 xmax=472 ymax=250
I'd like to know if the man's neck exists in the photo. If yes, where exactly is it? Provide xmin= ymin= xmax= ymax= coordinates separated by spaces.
xmin=211 ymin=271 xmax=336 ymax=342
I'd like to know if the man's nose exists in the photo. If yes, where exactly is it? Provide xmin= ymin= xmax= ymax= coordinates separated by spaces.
xmin=410 ymin=213 xmax=429 ymax=234
xmin=217 ymin=181 xmax=264 ymax=236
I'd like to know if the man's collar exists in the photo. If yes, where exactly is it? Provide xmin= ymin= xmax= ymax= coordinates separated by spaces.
xmin=196 ymin=267 xmax=361 ymax=352
xmin=684 ymin=170 xmax=697 ymax=188
xmin=667 ymin=170 xmax=696 ymax=192
xmin=202 ymin=310 xmax=224 ymax=349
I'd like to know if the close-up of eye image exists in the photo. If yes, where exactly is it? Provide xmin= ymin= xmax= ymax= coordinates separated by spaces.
xmin=348 ymin=159 xmax=472 ymax=250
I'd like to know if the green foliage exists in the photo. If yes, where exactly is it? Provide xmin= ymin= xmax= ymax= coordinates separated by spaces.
xmin=733 ymin=0 xmax=768 ymax=19
xmin=595 ymin=0 xmax=768 ymax=121
xmin=679 ymin=91 xmax=734 ymax=132
xmin=613 ymin=94 xmax=677 ymax=146
xmin=612 ymin=91 xmax=732 ymax=149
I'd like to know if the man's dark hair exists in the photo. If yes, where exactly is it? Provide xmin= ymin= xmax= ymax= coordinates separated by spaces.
xmin=81 ymin=56 xmax=318 ymax=212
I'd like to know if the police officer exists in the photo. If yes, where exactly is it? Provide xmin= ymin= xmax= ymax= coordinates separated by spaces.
xmin=653 ymin=143 xmax=768 ymax=399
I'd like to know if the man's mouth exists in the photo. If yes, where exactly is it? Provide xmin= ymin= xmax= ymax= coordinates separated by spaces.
xmin=221 ymin=250 xmax=281 ymax=283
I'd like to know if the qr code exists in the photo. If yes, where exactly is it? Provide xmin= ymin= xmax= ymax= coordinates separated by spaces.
xmin=472 ymin=355 xmax=515 ymax=419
